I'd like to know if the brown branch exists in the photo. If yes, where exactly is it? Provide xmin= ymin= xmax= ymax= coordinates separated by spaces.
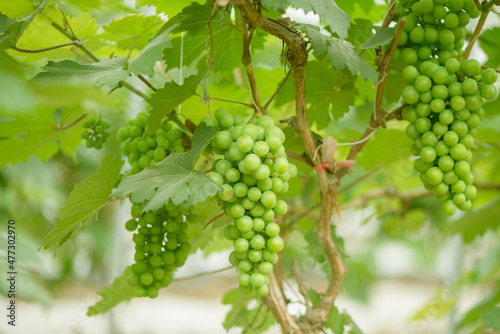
xmin=109 ymin=80 xmax=151 ymax=100
xmin=57 ymin=112 xmax=89 ymax=131
xmin=337 ymin=166 xmax=382 ymax=195
xmin=287 ymin=152 xmax=313 ymax=165
xmin=481 ymin=65 xmax=500 ymax=74
xmin=463 ymin=9 xmax=490 ymax=60
xmin=138 ymin=74 xmax=157 ymax=91
xmin=474 ymin=0 xmax=483 ymax=11
xmin=263 ymin=70 xmax=291 ymax=112
xmin=241 ymin=14 xmax=263 ymax=115
xmin=381 ymin=0 xmax=397 ymax=29
xmin=292 ymin=261 xmax=310 ymax=309
xmin=373 ymin=17 xmax=406 ymax=121
xmin=204 ymin=211 xmax=225 ymax=229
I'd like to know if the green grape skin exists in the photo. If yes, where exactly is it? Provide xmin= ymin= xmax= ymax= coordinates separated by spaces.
xmin=425 ymin=167 xmax=444 ymax=185
xmin=402 ymin=66 xmax=420 ymax=82
xmin=435 ymin=141 xmax=450 ymax=157
xmin=420 ymin=146 xmax=437 ymax=163
xmin=454 ymin=160 xmax=470 ymax=177
xmin=267 ymin=236 xmax=285 ymax=253
xmin=481 ymin=68 xmax=497 ymax=84
xmin=415 ymin=75 xmax=432 ymax=92
xmin=442 ymin=199 xmax=457 ymax=216
xmin=481 ymin=85 xmax=497 ymax=100
xmin=409 ymin=26 xmax=425 ymax=44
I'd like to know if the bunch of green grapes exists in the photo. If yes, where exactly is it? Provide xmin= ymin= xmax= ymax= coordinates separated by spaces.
xmin=117 ymin=112 xmax=184 ymax=175
xmin=204 ymin=109 xmax=297 ymax=296
xmin=125 ymin=201 xmax=191 ymax=299
xmin=402 ymin=58 xmax=497 ymax=215
xmin=394 ymin=0 xmax=479 ymax=65
xmin=80 ymin=117 xmax=110 ymax=149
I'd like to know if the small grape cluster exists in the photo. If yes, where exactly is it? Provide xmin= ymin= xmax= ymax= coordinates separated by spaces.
xmin=205 ymin=109 xmax=297 ymax=296
xmin=125 ymin=201 xmax=190 ymax=299
xmin=394 ymin=0 xmax=479 ymax=65
xmin=402 ymin=59 xmax=497 ymax=215
xmin=80 ymin=117 xmax=110 ymax=149
xmin=117 ymin=112 xmax=184 ymax=175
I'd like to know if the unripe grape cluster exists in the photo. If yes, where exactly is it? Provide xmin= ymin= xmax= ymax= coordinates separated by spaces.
xmin=205 ymin=109 xmax=297 ymax=296
xmin=125 ymin=201 xmax=191 ymax=299
xmin=395 ymin=0 xmax=497 ymax=215
xmin=394 ymin=0 xmax=479 ymax=64
xmin=117 ymin=111 xmax=184 ymax=175
xmin=80 ymin=117 xmax=110 ymax=149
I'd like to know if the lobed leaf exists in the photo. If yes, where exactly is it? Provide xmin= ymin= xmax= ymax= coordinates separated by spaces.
xmin=111 ymin=123 xmax=219 ymax=213
xmin=87 ymin=266 xmax=136 ymax=316
xmin=146 ymin=71 xmax=204 ymax=131
xmin=42 ymin=153 xmax=124 ymax=250
xmin=359 ymin=27 xmax=395 ymax=49
xmin=33 ymin=57 xmax=129 ymax=87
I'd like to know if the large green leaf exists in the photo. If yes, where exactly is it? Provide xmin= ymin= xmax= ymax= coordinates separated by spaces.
xmin=298 ymin=24 xmax=377 ymax=83
xmin=483 ymin=307 xmax=500 ymax=330
xmin=111 ymin=123 xmax=219 ymax=213
xmin=478 ymin=27 xmax=500 ymax=69
xmin=0 ymin=0 xmax=34 ymax=18
xmin=360 ymin=27 xmax=395 ymax=49
xmin=276 ymin=61 xmax=357 ymax=128
xmin=128 ymin=23 xmax=176 ymax=77
xmin=135 ymin=0 xmax=199 ymax=17
xmin=0 ymin=1 xmax=45 ymax=49
xmin=42 ymin=153 xmax=124 ymax=250
xmin=0 ymin=108 xmax=84 ymax=167
xmin=33 ymin=57 xmax=129 ymax=87
xmin=443 ymin=198 xmax=500 ymax=243
xmin=146 ymin=71 xmax=204 ymax=131
xmin=102 ymin=14 xmax=164 ymax=50
xmin=291 ymin=0 xmax=350 ymax=40
xmin=459 ymin=286 xmax=500 ymax=328
xmin=15 ymin=8 xmax=98 ymax=61
xmin=87 ymin=266 xmax=136 ymax=316
xmin=161 ymin=3 xmax=264 ymax=73
xmin=357 ymin=129 xmax=413 ymax=169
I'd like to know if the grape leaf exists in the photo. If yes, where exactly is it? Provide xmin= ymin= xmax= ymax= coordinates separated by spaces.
xmin=360 ymin=27 xmax=395 ymax=49
xmin=442 ymin=198 xmax=500 ymax=243
xmin=33 ymin=57 xmax=129 ymax=87
xmin=357 ymin=129 xmax=413 ymax=169
xmin=161 ymin=3 xmax=263 ymax=73
xmin=298 ymin=24 xmax=377 ymax=83
xmin=483 ymin=307 xmax=500 ymax=329
xmin=15 ymin=8 xmax=98 ymax=61
xmin=42 ymin=153 xmax=124 ymax=250
xmin=102 ymin=14 xmax=164 ymax=50
xmin=0 ymin=108 xmax=84 ymax=167
xmin=291 ymin=0 xmax=350 ymax=40
xmin=135 ymin=0 xmax=199 ymax=17
xmin=0 ymin=0 xmax=45 ymax=49
xmin=87 ymin=266 xmax=135 ymax=316
xmin=111 ymin=123 xmax=219 ymax=213
xmin=459 ymin=287 xmax=500 ymax=328
xmin=336 ymin=0 xmax=374 ymax=15
xmin=325 ymin=306 xmax=363 ymax=334
xmin=128 ymin=23 xmax=176 ymax=77
xmin=478 ymin=27 xmax=500 ymax=68
xmin=275 ymin=61 xmax=357 ymax=128
xmin=0 ymin=0 xmax=34 ymax=18
xmin=146 ymin=71 xmax=204 ymax=131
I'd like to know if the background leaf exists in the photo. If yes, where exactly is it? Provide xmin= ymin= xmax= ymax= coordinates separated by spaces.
xmin=33 ymin=57 xmax=129 ymax=87
xmin=42 ymin=153 xmax=124 ymax=250
xmin=360 ymin=27 xmax=395 ymax=49
xmin=357 ymin=129 xmax=413 ymax=169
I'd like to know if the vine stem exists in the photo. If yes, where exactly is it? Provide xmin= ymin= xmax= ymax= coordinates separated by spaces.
xmin=463 ymin=9 xmax=490 ymax=60
xmin=194 ymin=93 xmax=255 ymax=109
xmin=263 ymin=70 xmax=291 ymax=112
xmin=241 ymin=11 xmax=263 ymax=115
xmin=481 ymin=65 xmax=500 ymax=73
xmin=172 ymin=266 xmax=232 ymax=282
xmin=110 ymin=81 xmax=151 ymax=100
xmin=56 ymin=112 xmax=89 ymax=131
xmin=12 ymin=41 xmax=80 ymax=53
xmin=374 ymin=17 xmax=406 ymax=121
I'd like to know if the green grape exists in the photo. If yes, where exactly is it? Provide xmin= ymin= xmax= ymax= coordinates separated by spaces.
xmin=481 ymin=68 xmax=497 ymax=85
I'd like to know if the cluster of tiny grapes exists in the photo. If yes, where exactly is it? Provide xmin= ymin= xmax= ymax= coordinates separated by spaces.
xmin=204 ymin=109 xmax=297 ymax=296
xmin=80 ymin=117 xmax=110 ymax=149
xmin=395 ymin=0 xmax=498 ymax=215
xmin=117 ymin=111 xmax=184 ymax=175
xmin=125 ymin=202 xmax=190 ymax=299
